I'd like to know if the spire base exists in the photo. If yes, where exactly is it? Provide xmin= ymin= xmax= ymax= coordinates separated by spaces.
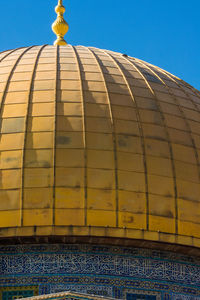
xmin=54 ymin=37 xmax=67 ymax=46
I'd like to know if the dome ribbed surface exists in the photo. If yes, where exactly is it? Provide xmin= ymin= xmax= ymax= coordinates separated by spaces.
xmin=1 ymin=45 xmax=200 ymax=247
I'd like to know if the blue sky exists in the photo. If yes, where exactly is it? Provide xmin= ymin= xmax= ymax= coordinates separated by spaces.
xmin=0 ymin=0 xmax=199 ymax=89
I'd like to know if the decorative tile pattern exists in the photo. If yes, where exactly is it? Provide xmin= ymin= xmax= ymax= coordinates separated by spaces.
xmin=0 ymin=244 xmax=200 ymax=299
xmin=0 ymin=286 xmax=38 ymax=300
xmin=127 ymin=293 xmax=157 ymax=300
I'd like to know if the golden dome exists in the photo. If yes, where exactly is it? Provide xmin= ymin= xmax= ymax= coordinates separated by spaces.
xmin=1 ymin=45 xmax=200 ymax=250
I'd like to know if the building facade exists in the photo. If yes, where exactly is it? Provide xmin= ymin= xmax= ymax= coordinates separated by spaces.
xmin=0 ymin=44 xmax=200 ymax=299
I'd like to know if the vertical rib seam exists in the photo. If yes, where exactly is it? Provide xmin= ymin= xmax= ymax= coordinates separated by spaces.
xmin=53 ymin=45 xmax=59 ymax=226
xmin=71 ymin=45 xmax=88 ymax=226
xmin=126 ymin=56 xmax=178 ymax=235
xmin=104 ymin=50 xmax=149 ymax=231
xmin=21 ymin=45 xmax=48 ymax=226
xmin=86 ymin=46 xmax=119 ymax=227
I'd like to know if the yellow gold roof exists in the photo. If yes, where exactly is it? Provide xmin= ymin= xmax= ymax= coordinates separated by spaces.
xmin=0 ymin=45 xmax=200 ymax=250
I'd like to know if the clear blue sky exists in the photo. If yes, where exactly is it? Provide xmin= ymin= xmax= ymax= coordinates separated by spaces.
xmin=0 ymin=0 xmax=200 ymax=90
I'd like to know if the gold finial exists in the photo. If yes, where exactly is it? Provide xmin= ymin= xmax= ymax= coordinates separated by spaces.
xmin=52 ymin=0 xmax=69 ymax=46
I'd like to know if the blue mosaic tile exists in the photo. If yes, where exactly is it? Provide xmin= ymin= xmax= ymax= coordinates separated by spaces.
xmin=2 ymin=290 xmax=34 ymax=300
xmin=0 ymin=244 xmax=200 ymax=299
xmin=127 ymin=294 xmax=156 ymax=300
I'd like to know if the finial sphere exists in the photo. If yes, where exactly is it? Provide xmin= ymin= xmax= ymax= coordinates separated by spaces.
xmin=52 ymin=0 xmax=69 ymax=46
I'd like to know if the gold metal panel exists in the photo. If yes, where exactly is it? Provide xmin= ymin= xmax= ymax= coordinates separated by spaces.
xmin=83 ymin=81 xmax=105 ymax=92
xmin=55 ymin=209 xmax=85 ymax=226
xmin=56 ymin=132 xmax=84 ymax=148
xmin=1 ymin=45 xmax=200 ymax=247
xmin=116 ymin=135 xmax=142 ymax=154
xmin=178 ymin=198 xmax=200 ymax=223
xmin=1 ymin=117 xmax=25 ymax=133
xmin=107 ymin=83 xmax=130 ymax=95
xmin=149 ymin=215 xmax=175 ymax=234
xmin=168 ymin=128 xmax=193 ymax=146
xmin=59 ymin=90 xmax=82 ymax=102
xmin=87 ymin=168 xmax=115 ymax=189
xmin=11 ymin=72 xmax=32 ymax=81
xmin=56 ymin=167 xmax=84 ymax=187
xmin=57 ymin=116 xmax=83 ymax=131
xmin=85 ymin=103 xmax=110 ymax=118
xmin=23 ymin=188 xmax=53 ymax=209
xmin=24 ymin=168 xmax=54 ymax=188
xmin=0 ymin=210 xmax=21 ymax=228
xmin=26 ymin=132 xmax=54 ymax=149
xmin=86 ymin=117 xmax=112 ymax=133
xmin=2 ymin=104 xmax=27 ymax=118
xmin=87 ymin=210 xmax=116 ymax=227
xmin=109 ymin=93 xmax=133 ymax=106
xmin=23 ymin=209 xmax=53 ymax=226
xmin=164 ymin=114 xmax=188 ymax=131
xmin=148 ymin=175 xmax=175 ymax=197
xmin=8 ymin=81 xmax=30 ymax=92
xmin=112 ymin=106 xmax=137 ymax=121
xmin=31 ymin=103 xmax=55 ymax=116
xmin=0 ymin=150 xmax=22 ymax=169
xmin=31 ymin=88 xmax=55 ymax=103
xmin=118 ymin=171 xmax=146 ymax=193
xmin=82 ymin=72 xmax=102 ymax=81
xmin=176 ymin=179 xmax=200 ymax=202
xmin=145 ymin=138 xmax=170 ymax=158
xmin=55 ymin=187 xmax=85 ymax=209
xmin=118 ymin=152 xmax=144 ymax=172
xmin=172 ymin=143 xmax=196 ymax=164
xmin=87 ymin=132 xmax=113 ymax=150
xmin=4 ymin=91 xmax=27 ymax=104
xmin=24 ymin=149 xmax=53 ymax=168
xmin=143 ymin=124 xmax=167 ymax=140
xmin=135 ymin=97 xmax=158 ymax=110
xmin=188 ymin=119 xmax=200 ymax=134
xmin=57 ymin=103 xmax=82 ymax=116
xmin=139 ymin=109 xmax=163 ymax=125
xmin=28 ymin=117 xmax=54 ymax=132
xmin=175 ymin=161 xmax=199 ymax=183
xmin=36 ymin=64 xmax=55 ymax=71
xmin=119 ymin=212 xmax=146 ymax=229
xmin=87 ymin=150 xmax=114 ymax=169
xmin=0 ymin=133 xmax=24 ymax=150
xmin=149 ymin=194 xmax=175 ymax=219
xmin=178 ymin=221 xmax=200 ymax=238
xmin=14 ymin=64 xmax=33 ymax=72
xmin=0 ymin=190 xmax=20 ymax=210
xmin=59 ymin=71 xmax=79 ymax=80
xmin=60 ymin=80 xmax=80 ymax=90
xmin=33 ymin=80 xmax=55 ymax=91
xmin=118 ymin=190 xmax=146 ymax=213
xmin=59 ymin=64 xmax=77 ymax=71
xmin=146 ymin=156 xmax=173 ymax=177
xmin=0 ymin=169 xmax=21 ymax=189
xmin=35 ymin=71 xmax=55 ymax=80
xmin=83 ymin=91 xmax=107 ymax=104
xmin=159 ymin=102 xmax=182 ymax=116
xmin=56 ymin=149 xmax=84 ymax=167
xmin=115 ymin=120 xmax=140 ymax=135
xmin=87 ymin=188 xmax=116 ymax=210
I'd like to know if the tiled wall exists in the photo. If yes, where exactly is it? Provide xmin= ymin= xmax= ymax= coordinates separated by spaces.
xmin=0 ymin=244 xmax=200 ymax=299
